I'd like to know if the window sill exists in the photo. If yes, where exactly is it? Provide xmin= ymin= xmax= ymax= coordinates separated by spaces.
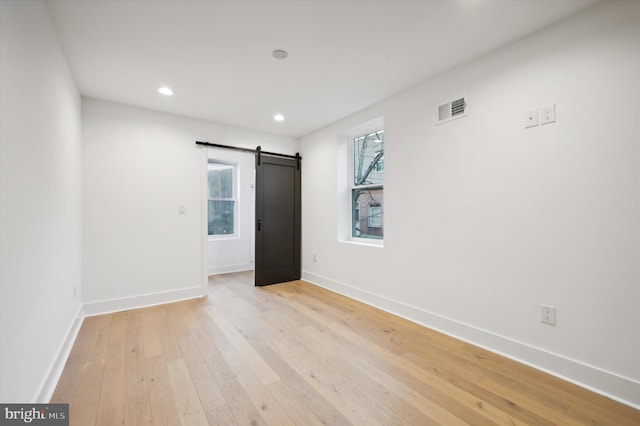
xmin=208 ymin=235 xmax=239 ymax=242
xmin=339 ymin=239 xmax=384 ymax=248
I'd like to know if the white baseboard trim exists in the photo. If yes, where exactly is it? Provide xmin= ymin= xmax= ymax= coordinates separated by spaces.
xmin=208 ymin=263 xmax=254 ymax=276
xmin=36 ymin=285 xmax=205 ymax=402
xmin=302 ymin=270 xmax=640 ymax=410
xmin=36 ymin=304 xmax=84 ymax=403
xmin=83 ymin=285 xmax=205 ymax=317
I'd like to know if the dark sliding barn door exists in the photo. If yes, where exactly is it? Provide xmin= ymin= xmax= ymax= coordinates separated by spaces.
xmin=255 ymin=154 xmax=301 ymax=286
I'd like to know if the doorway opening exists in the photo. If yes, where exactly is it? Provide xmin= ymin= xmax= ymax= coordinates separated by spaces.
xmin=200 ymin=142 xmax=301 ymax=289
xmin=206 ymin=148 xmax=255 ymax=277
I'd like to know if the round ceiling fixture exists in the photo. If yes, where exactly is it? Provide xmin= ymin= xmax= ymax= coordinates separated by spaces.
xmin=274 ymin=114 xmax=285 ymax=122
xmin=272 ymin=49 xmax=288 ymax=60
xmin=158 ymin=86 xmax=174 ymax=96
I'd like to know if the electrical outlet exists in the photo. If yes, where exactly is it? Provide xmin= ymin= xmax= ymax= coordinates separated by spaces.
xmin=313 ymin=254 xmax=318 ymax=263
xmin=524 ymin=109 xmax=538 ymax=128
xmin=178 ymin=205 xmax=186 ymax=215
xmin=540 ymin=104 xmax=556 ymax=125
xmin=541 ymin=304 xmax=556 ymax=326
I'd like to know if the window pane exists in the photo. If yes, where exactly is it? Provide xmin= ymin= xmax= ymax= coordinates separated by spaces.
xmin=353 ymin=130 xmax=384 ymax=186
xmin=352 ymin=187 xmax=383 ymax=239
xmin=368 ymin=206 xmax=382 ymax=228
xmin=208 ymin=200 xmax=235 ymax=235
xmin=208 ymin=163 xmax=234 ymax=199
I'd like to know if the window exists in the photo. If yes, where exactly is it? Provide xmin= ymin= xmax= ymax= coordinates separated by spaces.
xmin=208 ymin=162 xmax=236 ymax=236
xmin=368 ymin=205 xmax=382 ymax=228
xmin=351 ymin=130 xmax=384 ymax=239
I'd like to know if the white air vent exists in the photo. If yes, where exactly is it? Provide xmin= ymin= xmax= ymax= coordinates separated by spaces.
xmin=436 ymin=96 xmax=468 ymax=124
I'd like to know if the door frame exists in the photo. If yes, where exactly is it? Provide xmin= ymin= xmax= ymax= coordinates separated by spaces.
xmin=199 ymin=144 xmax=301 ymax=291
xmin=200 ymin=148 xmax=209 ymax=296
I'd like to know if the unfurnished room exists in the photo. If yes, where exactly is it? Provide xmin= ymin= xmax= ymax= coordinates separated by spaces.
xmin=1 ymin=0 xmax=639 ymax=424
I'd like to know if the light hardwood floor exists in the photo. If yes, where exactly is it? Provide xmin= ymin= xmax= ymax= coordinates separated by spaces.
xmin=52 ymin=272 xmax=639 ymax=425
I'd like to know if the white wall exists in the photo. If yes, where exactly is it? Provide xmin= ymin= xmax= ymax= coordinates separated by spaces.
xmin=0 ymin=1 xmax=83 ymax=402
xmin=300 ymin=1 xmax=640 ymax=407
xmin=82 ymin=98 xmax=297 ymax=313
xmin=207 ymin=149 xmax=255 ymax=275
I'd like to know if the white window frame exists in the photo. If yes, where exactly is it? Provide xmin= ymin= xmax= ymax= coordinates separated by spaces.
xmin=349 ymin=129 xmax=384 ymax=244
xmin=207 ymin=161 xmax=238 ymax=240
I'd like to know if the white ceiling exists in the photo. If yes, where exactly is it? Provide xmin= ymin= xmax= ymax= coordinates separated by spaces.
xmin=46 ymin=0 xmax=597 ymax=138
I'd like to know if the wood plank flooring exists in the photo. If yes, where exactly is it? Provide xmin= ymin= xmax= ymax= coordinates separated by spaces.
xmin=52 ymin=272 xmax=640 ymax=425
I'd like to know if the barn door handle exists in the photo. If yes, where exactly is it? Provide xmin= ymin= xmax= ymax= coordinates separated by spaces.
xmin=257 ymin=219 xmax=262 ymax=231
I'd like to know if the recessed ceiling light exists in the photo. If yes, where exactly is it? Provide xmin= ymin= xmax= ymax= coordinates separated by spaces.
xmin=158 ymin=86 xmax=174 ymax=96
xmin=272 ymin=50 xmax=288 ymax=60
xmin=274 ymin=114 xmax=285 ymax=122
